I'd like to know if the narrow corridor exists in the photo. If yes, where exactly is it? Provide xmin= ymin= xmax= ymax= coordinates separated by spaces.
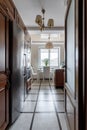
xmin=8 ymin=80 xmax=69 ymax=130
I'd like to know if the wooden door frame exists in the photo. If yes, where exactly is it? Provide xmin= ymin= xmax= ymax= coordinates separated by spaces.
xmin=78 ymin=0 xmax=84 ymax=130
xmin=84 ymin=0 xmax=87 ymax=129
xmin=78 ymin=0 xmax=87 ymax=129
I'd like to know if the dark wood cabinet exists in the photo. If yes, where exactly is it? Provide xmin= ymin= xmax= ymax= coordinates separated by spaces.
xmin=0 ymin=87 xmax=5 ymax=128
xmin=0 ymin=74 xmax=8 ymax=130
xmin=54 ymin=69 xmax=64 ymax=88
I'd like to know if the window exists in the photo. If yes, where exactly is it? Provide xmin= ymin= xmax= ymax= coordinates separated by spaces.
xmin=40 ymin=49 xmax=49 ymax=66
xmin=39 ymin=48 xmax=60 ymax=67
xmin=50 ymin=49 xmax=59 ymax=66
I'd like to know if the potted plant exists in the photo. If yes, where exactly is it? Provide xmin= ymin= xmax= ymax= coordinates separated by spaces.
xmin=43 ymin=58 xmax=49 ymax=66
xmin=60 ymin=61 xmax=65 ymax=68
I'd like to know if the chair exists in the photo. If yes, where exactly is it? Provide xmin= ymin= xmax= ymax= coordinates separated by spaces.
xmin=43 ymin=66 xmax=50 ymax=81
xmin=31 ymin=66 xmax=37 ymax=82
xmin=50 ymin=68 xmax=54 ymax=82
xmin=37 ymin=69 xmax=43 ymax=81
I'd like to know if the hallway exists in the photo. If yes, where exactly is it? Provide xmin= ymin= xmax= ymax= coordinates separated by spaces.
xmin=8 ymin=80 xmax=69 ymax=130
xmin=0 ymin=0 xmax=86 ymax=129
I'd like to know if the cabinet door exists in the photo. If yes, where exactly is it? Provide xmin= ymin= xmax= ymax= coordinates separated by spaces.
xmin=0 ymin=13 xmax=5 ymax=71
xmin=0 ymin=74 xmax=8 ymax=130
xmin=54 ymin=69 xmax=64 ymax=88
xmin=0 ymin=88 xmax=5 ymax=127
xmin=0 ymin=12 xmax=9 ymax=130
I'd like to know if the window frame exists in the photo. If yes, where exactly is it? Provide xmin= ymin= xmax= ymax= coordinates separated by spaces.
xmin=38 ymin=47 xmax=60 ymax=68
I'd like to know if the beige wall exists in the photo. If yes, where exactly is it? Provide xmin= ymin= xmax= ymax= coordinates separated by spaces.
xmin=31 ymin=43 xmax=65 ymax=72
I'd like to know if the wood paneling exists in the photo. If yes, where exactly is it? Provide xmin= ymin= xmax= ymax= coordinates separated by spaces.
xmin=0 ymin=0 xmax=25 ymax=30
xmin=65 ymin=84 xmax=76 ymax=130
xmin=1 ymin=0 xmax=15 ymax=20
xmin=66 ymin=95 xmax=76 ymax=130
xmin=0 ymin=0 xmax=15 ymax=20
xmin=4 ymin=0 xmax=15 ymax=19
xmin=0 ymin=89 xmax=5 ymax=128
xmin=0 ymin=73 xmax=7 ymax=130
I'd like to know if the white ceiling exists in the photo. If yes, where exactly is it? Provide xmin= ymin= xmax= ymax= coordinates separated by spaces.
xmin=13 ymin=0 xmax=67 ymax=27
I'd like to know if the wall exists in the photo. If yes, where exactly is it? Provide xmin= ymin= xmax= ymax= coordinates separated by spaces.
xmin=31 ymin=43 xmax=64 ymax=72
xmin=65 ymin=0 xmax=79 ymax=130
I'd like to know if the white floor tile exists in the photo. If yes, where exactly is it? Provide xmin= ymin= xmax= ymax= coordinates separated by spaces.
xmin=38 ymin=94 xmax=53 ymax=101
xmin=21 ymin=102 xmax=36 ymax=112
xmin=8 ymin=81 xmax=68 ymax=130
xmin=8 ymin=113 xmax=33 ymax=130
xmin=58 ymin=113 xmax=70 ymax=130
xmin=29 ymin=89 xmax=39 ymax=94
xmin=55 ymin=102 xmax=65 ymax=112
xmin=53 ymin=94 xmax=64 ymax=101
xmin=26 ymin=95 xmax=38 ymax=101
xmin=32 ymin=113 xmax=60 ymax=130
xmin=36 ymin=101 xmax=55 ymax=112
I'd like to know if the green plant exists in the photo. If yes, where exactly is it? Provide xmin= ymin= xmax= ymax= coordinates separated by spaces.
xmin=43 ymin=58 xmax=49 ymax=66
xmin=60 ymin=61 xmax=65 ymax=68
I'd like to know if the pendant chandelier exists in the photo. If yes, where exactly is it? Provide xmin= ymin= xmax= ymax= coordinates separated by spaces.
xmin=35 ymin=9 xmax=54 ymax=31
xmin=45 ymin=35 xmax=53 ymax=49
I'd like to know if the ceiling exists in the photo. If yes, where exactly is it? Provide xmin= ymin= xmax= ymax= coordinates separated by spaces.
xmin=13 ymin=0 xmax=67 ymax=42
xmin=13 ymin=0 xmax=67 ymax=28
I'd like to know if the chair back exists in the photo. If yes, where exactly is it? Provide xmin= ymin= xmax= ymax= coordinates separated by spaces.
xmin=31 ymin=66 xmax=35 ymax=74
xmin=43 ymin=66 xmax=50 ymax=79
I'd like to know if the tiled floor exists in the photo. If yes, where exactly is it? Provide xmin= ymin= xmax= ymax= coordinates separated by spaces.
xmin=8 ymin=80 xmax=70 ymax=130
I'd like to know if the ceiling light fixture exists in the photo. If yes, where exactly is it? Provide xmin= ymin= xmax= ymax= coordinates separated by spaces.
xmin=45 ymin=34 xmax=53 ymax=49
xmin=35 ymin=9 xmax=54 ymax=31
